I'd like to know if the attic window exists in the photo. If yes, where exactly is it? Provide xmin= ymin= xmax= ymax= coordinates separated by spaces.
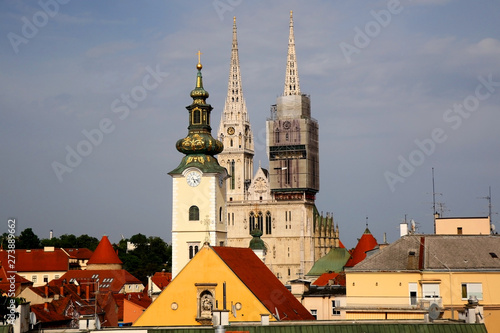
xmin=409 ymin=251 xmax=416 ymax=256
xmin=490 ymin=252 xmax=498 ymax=259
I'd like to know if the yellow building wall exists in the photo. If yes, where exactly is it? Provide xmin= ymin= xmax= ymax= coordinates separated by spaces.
xmin=133 ymin=246 xmax=273 ymax=326
xmin=435 ymin=217 xmax=490 ymax=235
xmin=346 ymin=270 xmax=500 ymax=331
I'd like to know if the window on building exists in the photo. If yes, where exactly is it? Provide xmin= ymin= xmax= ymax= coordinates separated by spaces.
xmin=193 ymin=110 xmax=201 ymax=124
xmin=462 ymin=283 xmax=483 ymax=300
xmin=422 ymin=283 xmax=440 ymax=298
xmin=230 ymin=160 xmax=235 ymax=190
xmin=288 ymin=268 xmax=291 ymax=276
xmin=257 ymin=211 xmax=263 ymax=231
xmin=457 ymin=227 xmax=463 ymax=234
xmin=332 ymin=300 xmax=341 ymax=315
xmin=409 ymin=282 xmax=418 ymax=306
xmin=265 ymin=211 xmax=272 ymax=234
xmin=43 ymin=275 xmax=49 ymax=283
xmin=189 ymin=206 xmax=199 ymax=221
xmin=249 ymin=212 xmax=255 ymax=234
xmin=219 ymin=207 xmax=222 ymax=222
xmin=310 ymin=309 xmax=317 ymax=319
xmin=32 ymin=275 xmax=37 ymax=283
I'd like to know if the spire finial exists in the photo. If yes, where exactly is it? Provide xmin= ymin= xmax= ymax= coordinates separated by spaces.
xmin=283 ymin=10 xmax=300 ymax=96
xmin=196 ymin=50 xmax=202 ymax=70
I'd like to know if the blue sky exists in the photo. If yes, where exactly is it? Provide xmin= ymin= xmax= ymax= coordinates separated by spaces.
xmin=1 ymin=0 xmax=499 ymax=248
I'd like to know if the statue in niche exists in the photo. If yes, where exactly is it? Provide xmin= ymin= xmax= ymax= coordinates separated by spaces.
xmin=199 ymin=291 xmax=213 ymax=319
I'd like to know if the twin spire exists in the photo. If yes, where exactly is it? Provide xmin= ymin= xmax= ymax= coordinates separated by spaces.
xmin=221 ymin=16 xmax=248 ymax=123
xmin=283 ymin=11 xmax=301 ymax=96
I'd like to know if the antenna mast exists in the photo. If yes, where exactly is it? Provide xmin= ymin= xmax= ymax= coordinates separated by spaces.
xmin=432 ymin=168 xmax=436 ymax=233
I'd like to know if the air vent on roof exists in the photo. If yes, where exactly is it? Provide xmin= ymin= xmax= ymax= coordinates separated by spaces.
xmin=490 ymin=252 xmax=498 ymax=259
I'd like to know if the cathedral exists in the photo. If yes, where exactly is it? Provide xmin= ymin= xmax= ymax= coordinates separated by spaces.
xmin=216 ymin=12 xmax=340 ymax=282
xmin=169 ymin=12 xmax=340 ymax=281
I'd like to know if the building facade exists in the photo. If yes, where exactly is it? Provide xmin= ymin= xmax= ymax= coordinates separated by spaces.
xmin=344 ymin=234 xmax=500 ymax=332
xmin=218 ymin=13 xmax=338 ymax=283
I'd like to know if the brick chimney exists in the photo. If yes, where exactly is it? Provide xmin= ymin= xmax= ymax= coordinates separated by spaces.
xmin=77 ymin=285 xmax=81 ymax=296
xmin=45 ymin=285 xmax=49 ymax=298
xmin=60 ymin=286 xmax=64 ymax=297
xmin=44 ymin=302 xmax=49 ymax=312
xmin=86 ymin=285 xmax=90 ymax=301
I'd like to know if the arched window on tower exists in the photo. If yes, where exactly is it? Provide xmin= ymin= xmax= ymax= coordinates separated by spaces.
xmin=257 ymin=211 xmax=263 ymax=232
xmin=189 ymin=206 xmax=199 ymax=221
xmin=193 ymin=110 xmax=201 ymax=124
xmin=230 ymin=160 xmax=235 ymax=190
xmin=249 ymin=212 xmax=255 ymax=234
xmin=265 ymin=211 xmax=272 ymax=234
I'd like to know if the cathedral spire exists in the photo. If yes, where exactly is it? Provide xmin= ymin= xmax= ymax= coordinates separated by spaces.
xmin=283 ymin=10 xmax=301 ymax=96
xmin=221 ymin=16 xmax=248 ymax=122
xmin=217 ymin=16 xmax=254 ymax=202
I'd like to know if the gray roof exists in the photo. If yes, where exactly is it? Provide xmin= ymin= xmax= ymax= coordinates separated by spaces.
xmin=348 ymin=234 xmax=500 ymax=272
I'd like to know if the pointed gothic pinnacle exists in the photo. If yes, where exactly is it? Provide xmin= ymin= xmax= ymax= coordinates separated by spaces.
xmin=284 ymin=10 xmax=300 ymax=96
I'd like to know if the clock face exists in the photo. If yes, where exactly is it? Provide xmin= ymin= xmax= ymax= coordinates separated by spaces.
xmin=283 ymin=121 xmax=291 ymax=130
xmin=227 ymin=127 xmax=235 ymax=135
xmin=186 ymin=171 xmax=201 ymax=187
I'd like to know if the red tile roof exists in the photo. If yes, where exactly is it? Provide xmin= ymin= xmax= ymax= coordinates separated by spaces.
xmin=0 ymin=263 xmax=32 ymax=295
xmin=213 ymin=246 xmax=315 ymax=321
xmin=87 ymin=236 xmax=122 ymax=265
xmin=312 ymin=272 xmax=346 ymax=286
xmin=0 ymin=249 xmax=69 ymax=272
xmin=114 ymin=292 xmax=151 ymax=321
xmin=345 ymin=228 xmax=378 ymax=267
xmin=54 ymin=269 xmax=141 ymax=293
xmin=151 ymin=271 xmax=171 ymax=289
xmin=63 ymin=248 xmax=93 ymax=259
xmin=312 ymin=272 xmax=339 ymax=286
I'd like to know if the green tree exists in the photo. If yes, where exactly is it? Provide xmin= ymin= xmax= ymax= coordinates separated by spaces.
xmin=75 ymin=234 xmax=99 ymax=250
xmin=17 ymin=228 xmax=41 ymax=249
xmin=117 ymin=234 xmax=171 ymax=284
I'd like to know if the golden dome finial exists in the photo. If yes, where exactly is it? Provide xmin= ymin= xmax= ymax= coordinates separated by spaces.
xmin=196 ymin=50 xmax=202 ymax=70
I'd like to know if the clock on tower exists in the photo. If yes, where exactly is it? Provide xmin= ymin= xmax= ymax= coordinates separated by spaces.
xmin=168 ymin=55 xmax=228 ymax=278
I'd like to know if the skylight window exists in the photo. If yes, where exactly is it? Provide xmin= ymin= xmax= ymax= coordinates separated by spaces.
xmin=489 ymin=252 xmax=498 ymax=259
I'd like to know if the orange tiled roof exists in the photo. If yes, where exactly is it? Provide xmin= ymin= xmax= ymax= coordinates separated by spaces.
xmin=87 ymin=236 xmax=122 ymax=265
xmin=345 ymin=228 xmax=378 ymax=267
xmin=0 ymin=249 xmax=69 ymax=272
xmin=213 ymin=246 xmax=315 ymax=321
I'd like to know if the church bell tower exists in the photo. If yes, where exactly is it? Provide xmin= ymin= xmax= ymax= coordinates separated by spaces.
xmin=169 ymin=55 xmax=228 ymax=278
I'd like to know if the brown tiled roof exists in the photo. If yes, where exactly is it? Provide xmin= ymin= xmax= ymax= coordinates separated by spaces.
xmin=0 ymin=249 xmax=69 ymax=272
xmin=349 ymin=234 xmax=500 ymax=272
xmin=213 ymin=246 xmax=315 ymax=321
xmin=87 ymin=236 xmax=122 ymax=265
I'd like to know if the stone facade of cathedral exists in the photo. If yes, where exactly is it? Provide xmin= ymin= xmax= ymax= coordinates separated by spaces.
xmin=217 ymin=13 xmax=339 ymax=283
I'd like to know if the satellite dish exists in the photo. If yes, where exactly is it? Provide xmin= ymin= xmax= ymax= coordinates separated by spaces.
xmin=428 ymin=303 xmax=441 ymax=321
